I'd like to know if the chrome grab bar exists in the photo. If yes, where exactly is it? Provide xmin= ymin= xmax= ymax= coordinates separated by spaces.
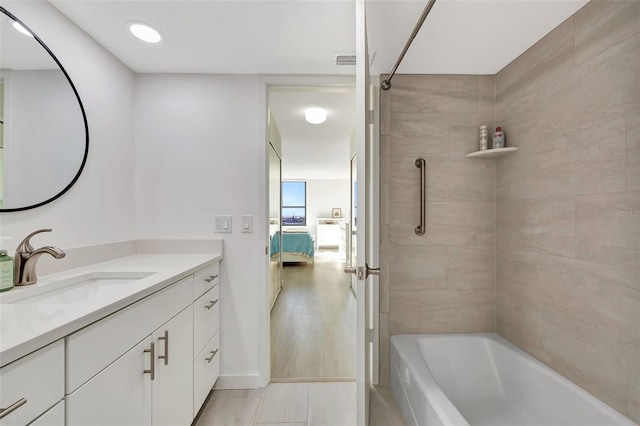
xmin=415 ymin=158 xmax=426 ymax=236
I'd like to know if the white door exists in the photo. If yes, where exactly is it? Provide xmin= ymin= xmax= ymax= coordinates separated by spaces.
xmin=352 ymin=1 xmax=378 ymax=424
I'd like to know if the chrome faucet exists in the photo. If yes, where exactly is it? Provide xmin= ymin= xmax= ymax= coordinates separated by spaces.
xmin=15 ymin=229 xmax=66 ymax=286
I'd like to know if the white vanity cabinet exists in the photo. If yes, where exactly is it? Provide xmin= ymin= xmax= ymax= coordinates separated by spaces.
xmin=0 ymin=340 xmax=64 ymax=426
xmin=192 ymin=262 xmax=221 ymax=417
xmin=63 ymin=259 xmax=221 ymax=426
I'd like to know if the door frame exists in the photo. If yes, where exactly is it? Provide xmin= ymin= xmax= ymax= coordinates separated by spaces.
xmin=260 ymin=75 xmax=358 ymax=386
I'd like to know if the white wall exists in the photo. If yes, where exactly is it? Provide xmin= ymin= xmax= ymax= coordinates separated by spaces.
xmin=0 ymin=0 xmax=136 ymax=252
xmin=303 ymin=179 xmax=350 ymax=241
xmin=134 ymin=74 xmax=266 ymax=387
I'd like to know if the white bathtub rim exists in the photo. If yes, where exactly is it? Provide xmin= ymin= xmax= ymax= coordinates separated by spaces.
xmin=391 ymin=334 xmax=470 ymax=426
xmin=392 ymin=332 xmax=637 ymax=426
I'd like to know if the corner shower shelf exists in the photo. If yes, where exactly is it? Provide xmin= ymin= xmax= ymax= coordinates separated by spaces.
xmin=465 ymin=147 xmax=518 ymax=159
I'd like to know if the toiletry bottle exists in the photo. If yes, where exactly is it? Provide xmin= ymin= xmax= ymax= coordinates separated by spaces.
xmin=493 ymin=127 xmax=505 ymax=149
xmin=479 ymin=125 xmax=489 ymax=151
xmin=0 ymin=249 xmax=14 ymax=291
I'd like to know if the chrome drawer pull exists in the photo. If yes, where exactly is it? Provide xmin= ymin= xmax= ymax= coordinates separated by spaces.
xmin=205 ymin=349 xmax=219 ymax=363
xmin=144 ymin=342 xmax=155 ymax=380
xmin=158 ymin=330 xmax=169 ymax=366
xmin=204 ymin=275 xmax=218 ymax=283
xmin=205 ymin=299 xmax=219 ymax=310
xmin=0 ymin=398 xmax=27 ymax=419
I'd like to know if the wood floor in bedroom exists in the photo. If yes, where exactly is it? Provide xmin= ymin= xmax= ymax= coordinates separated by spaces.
xmin=270 ymin=249 xmax=356 ymax=380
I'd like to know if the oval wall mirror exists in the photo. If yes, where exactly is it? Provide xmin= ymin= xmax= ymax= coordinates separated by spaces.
xmin=0 ymin=7 xmax=88 ymax=212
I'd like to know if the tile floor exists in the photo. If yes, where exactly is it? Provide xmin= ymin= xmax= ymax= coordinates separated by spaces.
xmin=194 ymin=382 xmax=406 ymax=426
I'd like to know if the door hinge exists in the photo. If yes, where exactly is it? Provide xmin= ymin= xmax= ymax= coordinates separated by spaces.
xmin=366 ymin=328 xmax=375 ymax=343
xmin=265 ymin=245 xmax=268 ymax=255
xmin=368 ymin=110 xmax=375 ymax=125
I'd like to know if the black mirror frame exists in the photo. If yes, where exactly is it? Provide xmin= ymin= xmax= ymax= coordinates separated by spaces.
xmin=0 ymin=6 xmax=89 ymax=213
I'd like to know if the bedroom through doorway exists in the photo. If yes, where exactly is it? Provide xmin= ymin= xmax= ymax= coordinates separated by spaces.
xmin=267 ymin=85 xmax=357 ymax=381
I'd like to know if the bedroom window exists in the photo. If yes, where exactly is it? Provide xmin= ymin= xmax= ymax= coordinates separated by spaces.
xmin=282 ymin=181 xmax=306 ymax=226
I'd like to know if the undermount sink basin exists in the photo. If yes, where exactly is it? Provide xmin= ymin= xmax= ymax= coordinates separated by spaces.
xmin=0 ymin=271 xmax=156 ymax=305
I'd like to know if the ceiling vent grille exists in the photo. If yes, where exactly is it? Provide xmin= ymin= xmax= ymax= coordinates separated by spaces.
xmin=333 ymin=52 xmax=376 ymax=66
xmin=335 ymin=54 xmax=357 ymax=66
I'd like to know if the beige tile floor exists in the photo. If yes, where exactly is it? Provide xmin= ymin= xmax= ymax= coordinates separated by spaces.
xmin=271 ymin=250 xmax=356 ymax=380
xmin=194 ymin=383 xmax=407 ymax=426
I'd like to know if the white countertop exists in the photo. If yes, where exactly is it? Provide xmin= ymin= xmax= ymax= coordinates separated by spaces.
xmin=0 ymin=253 xmax=222 ymax=368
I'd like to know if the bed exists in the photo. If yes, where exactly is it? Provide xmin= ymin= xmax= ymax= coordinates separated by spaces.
xmin=269 ymin=228 xmax=314 ymax=264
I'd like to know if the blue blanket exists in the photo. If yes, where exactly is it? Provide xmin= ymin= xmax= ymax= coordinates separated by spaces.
xmin=270 ymin=231 xmax=314 ymax=259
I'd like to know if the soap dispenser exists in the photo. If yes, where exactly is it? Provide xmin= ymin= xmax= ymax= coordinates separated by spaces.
xmin=0 ymin=248 xmax=14 ymax=291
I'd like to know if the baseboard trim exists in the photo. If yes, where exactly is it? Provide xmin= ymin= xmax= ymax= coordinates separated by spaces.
xmin=270 ymin=377 xmax=356 ymax=383
xmin=214 ymin=374 xmax=265 ymax=389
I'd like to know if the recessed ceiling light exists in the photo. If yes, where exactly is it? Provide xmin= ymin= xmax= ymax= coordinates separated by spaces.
xmin=12 ymin=21 xmax=33 ymax=37
xmin=128 ymin=22 xmax=162 ymax=43
xmin=305 ymin=107 xmax=327 ymax=124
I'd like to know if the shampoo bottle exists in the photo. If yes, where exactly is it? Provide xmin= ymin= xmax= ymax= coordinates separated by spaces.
xmin=0 ymin=249 xmax=14 ymax=291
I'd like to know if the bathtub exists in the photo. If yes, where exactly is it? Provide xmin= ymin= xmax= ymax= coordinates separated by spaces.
xmin=390 ymin=333 xmax=637 ymax=426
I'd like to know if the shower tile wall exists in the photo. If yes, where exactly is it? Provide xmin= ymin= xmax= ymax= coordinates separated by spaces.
xmin=379 ymin=74 xmax=496 ymax=385
xmin=495 ymin=1 xmax=640 ymax=421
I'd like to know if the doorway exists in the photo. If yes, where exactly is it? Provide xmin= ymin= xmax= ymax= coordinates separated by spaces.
xmin=267 ymin=85 xmax=357 ymax=381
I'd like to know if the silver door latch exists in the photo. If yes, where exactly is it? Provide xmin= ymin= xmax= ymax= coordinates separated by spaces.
xmin=344 ymin=263 xmax=380 ymax=280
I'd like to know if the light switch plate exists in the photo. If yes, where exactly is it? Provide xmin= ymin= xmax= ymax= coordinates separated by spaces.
xmin=241 ymin=215 xmax=252 ymax=233
xmin=215 ymin=215 xmax=232 ymax=233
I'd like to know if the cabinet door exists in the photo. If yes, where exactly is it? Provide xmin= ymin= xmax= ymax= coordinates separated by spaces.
xmin=152 ymin=305 xmax=194 ymax=426
xmin=29 ymin=400 xmax=64 ymax=426
xmin=66 ymin=337 xmax=153 ymax=426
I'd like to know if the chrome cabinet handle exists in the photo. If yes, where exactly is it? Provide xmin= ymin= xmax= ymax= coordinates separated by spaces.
xmin=144 ymin=342 xmax=155 ymax=380
xmin=415 ymin=158 xmax=426 ymax=236
xmin=205 ymin=299 xmax=219 ymax=310
xmin=205 ymin=349 xmax=219 ymax=363
xmin=158 ymin=330 xmax=169 ymax=366
xmin=0 ymin=398 xmax=27 ymax=419
xmin=204 ymin=275 xmax=218 ymax=283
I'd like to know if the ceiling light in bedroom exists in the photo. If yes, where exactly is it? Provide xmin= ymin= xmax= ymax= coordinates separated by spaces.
xmin=12 ymin=21 xmax=33 ymax=37
xmin=305 ymin=107 xmax=327 ymax=124
xmin=128 ymin=22 xmax=163 ymax=43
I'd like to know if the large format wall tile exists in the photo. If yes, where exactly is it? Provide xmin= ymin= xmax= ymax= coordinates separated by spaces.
xmin=574 ymin=0 xmax=640 ymax=67
xmin=390 ymin=75 xmax=479 ymax=114
xmin=575 ymin=191 xmax=640 ymax=269
xmin=573 ymin=34 xmax=640 ymax=131
xmin=382 ymin=74 xmax=497 ymax=357
xmin=496 ymin=19 xmax=574 ymax=98
xmin=495 ymin=2 xmax=640 ymax=421
xmin=497 ymin=197 xmax=576 ymax=257
xmin=627 ymin=112 xmax=640 ymax=191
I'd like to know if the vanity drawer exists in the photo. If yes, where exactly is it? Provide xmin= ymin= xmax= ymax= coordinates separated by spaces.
xmin=66 ymin=275 xmax=193 ymax=393
xmin=0 ymin=340 xmax=64 ymax=426
xmin=193 ymin=331 xmax=220 ymax=417
xmin=194 ymin=262 xmax=219 ymax=300
xmin=193 ymin=285 xmax=220 ymax=357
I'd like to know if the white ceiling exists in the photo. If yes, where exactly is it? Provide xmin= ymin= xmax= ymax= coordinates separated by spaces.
xmin=8 ymin=0 xmax=587 ymax=179
xmin=47 ymin=0 xmax=588 ymax=75
xmin=270 ymin=87 xmax=355 ymax=180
